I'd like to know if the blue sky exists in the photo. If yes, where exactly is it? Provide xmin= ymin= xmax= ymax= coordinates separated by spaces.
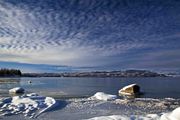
xmin=0 ymin=0 xmax=180 ymax=73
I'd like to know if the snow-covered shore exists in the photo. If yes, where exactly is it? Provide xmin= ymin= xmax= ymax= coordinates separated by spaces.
xmin=85 ymin=107 xmax=180 ymax=120
xmin=0 ymin=93 xmax=58 ymax=118
xmin=0 ymin=92 xmax=180 ymax=120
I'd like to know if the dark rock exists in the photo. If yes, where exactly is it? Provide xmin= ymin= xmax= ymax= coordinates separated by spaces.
xmin=9 ymin=87 xmax=25 ymax=94
xmin=119 ymin=84 xmax=140 ymax=96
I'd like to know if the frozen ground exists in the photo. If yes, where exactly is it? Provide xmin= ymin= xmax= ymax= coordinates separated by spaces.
xmin=0 ymin=92 xmax=180 ymax=120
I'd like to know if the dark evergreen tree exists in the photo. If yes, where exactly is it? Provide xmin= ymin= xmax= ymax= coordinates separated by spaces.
xmin=0 ymin=68 xmax=22 ymax=77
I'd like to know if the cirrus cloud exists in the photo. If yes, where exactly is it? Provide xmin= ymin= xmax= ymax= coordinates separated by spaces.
xmin=0 ymin=0 xmax=180 ymax=72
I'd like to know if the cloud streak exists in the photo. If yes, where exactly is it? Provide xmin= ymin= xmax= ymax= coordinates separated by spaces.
xmin=0 ymin=0 xmax=180 ymax=71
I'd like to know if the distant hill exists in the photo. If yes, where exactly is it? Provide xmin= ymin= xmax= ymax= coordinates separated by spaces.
xmin=0 ymin=68 xmax=22 ymax=77
xmin=22 ymin=70 xmax=166 ymax=77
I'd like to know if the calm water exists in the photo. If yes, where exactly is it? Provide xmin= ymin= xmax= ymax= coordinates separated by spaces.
xmin=0 ymin=77 xmax=180 ymax=98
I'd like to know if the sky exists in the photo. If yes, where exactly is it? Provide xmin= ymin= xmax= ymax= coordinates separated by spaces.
xmin=0 ymin=0 xmax=180 ymax=73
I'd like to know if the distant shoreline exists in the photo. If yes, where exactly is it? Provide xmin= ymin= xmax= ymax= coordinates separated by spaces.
xmin=21 ymin=70 xmax=166 ymax=78
xmin=0 ymin=69 xmax=169 ymax=78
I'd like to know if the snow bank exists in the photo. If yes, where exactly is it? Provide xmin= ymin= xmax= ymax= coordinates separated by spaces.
xmin=89 ymin=92 xmax=117 ymax=101
xmin=160 ymin=107 xmax=180 ymax=120
xmin=85 ymin=114 xmax=160 ymax=120
xmin=121 ymin=84 xmax=137 ymax=91
xmin=85 ymin=107 xmax=180 ymax=120
xmin=0 ymin=93 xmax=58 ymax=118
xmin=85 ymin=115 xmax=129 ymax=120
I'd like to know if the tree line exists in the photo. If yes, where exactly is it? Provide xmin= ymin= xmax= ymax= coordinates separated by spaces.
xmin=0 ymin=68 xmax=22 ymax=77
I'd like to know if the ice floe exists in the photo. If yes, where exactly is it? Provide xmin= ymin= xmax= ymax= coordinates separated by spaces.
xmin=0 ymin=93 xmax=58 ymax=118
xmin=89 ymin=92 xmax=117 ymax=101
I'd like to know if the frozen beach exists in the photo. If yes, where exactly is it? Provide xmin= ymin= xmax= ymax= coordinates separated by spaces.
xmin=0 ymin=92 xmax=180 ymax=120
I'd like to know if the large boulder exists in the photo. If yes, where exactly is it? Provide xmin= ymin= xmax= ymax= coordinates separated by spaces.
xmin=119 ymin=84 xmax=140 ymax=96
xmin=9 ymin=87 xmax=25 ymax=94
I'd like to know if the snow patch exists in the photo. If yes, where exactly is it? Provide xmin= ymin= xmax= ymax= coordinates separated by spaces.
xmin=85 ymin=115 xmax=129 ymax=120
xmin=89 ymin=92 xmax=117 ymax=101
xmin=161 ymin=107 xmax=180 ymax=120
xmin=85 ymin=107 xmax=180 ymax=120
xmin=85 ymin=114 xmax=160 ymax=120
xmin=0 ymin=93 xmax=58 ymax=118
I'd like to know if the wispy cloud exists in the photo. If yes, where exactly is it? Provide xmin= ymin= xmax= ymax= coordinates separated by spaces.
xmin=0 ymin=0 xmax=180 ymax=71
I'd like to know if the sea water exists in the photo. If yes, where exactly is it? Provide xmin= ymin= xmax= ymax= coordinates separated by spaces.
xmin=1 ymin=77 xmax=180 ymax=98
